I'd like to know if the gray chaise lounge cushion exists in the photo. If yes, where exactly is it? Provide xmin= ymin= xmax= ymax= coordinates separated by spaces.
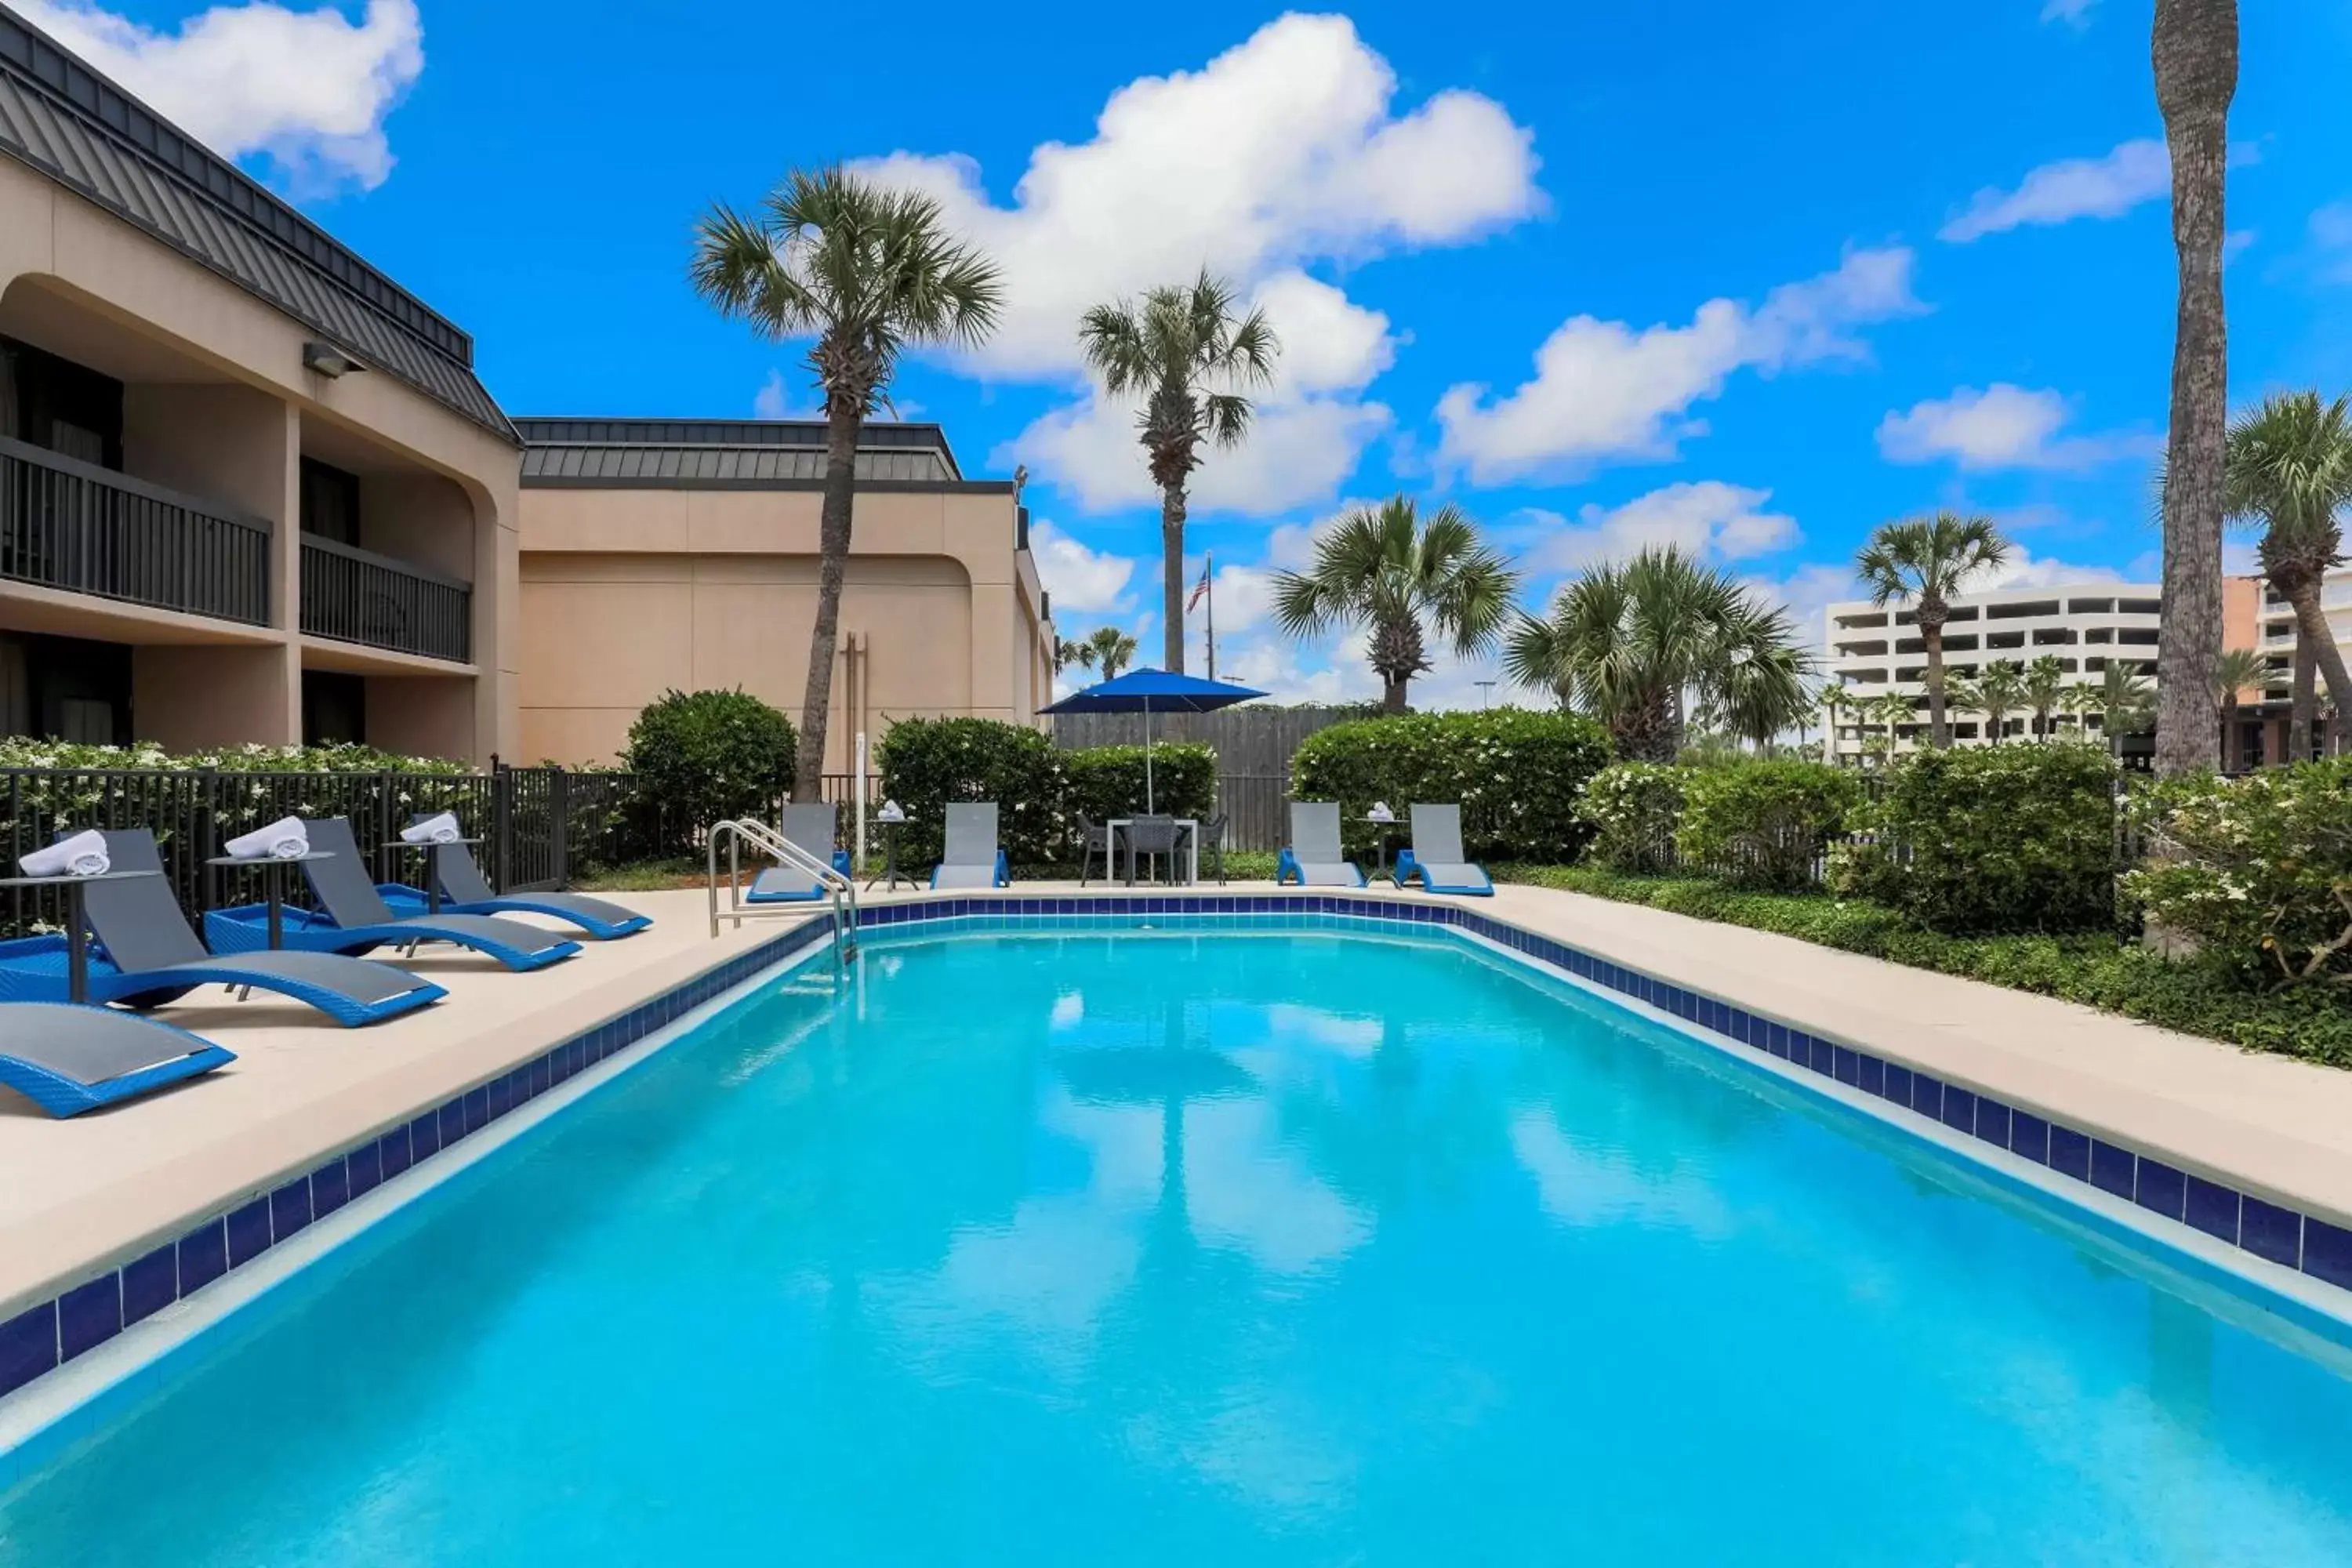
xmin=298 ymin=818 xmax=578 ymax=957
xmin=1287 ymin=802 xmax=1364 ymax=887
xmin=932 ymin=803 xmax=1003 ymax=889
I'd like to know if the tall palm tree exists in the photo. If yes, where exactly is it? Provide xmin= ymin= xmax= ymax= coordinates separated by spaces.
xmin=1272 ymin=497 xmax=1519 ymax=713
xmin=2023 ymin=655 xmax=2070 ymax=742
xmin=1818 ymin=680 xmax=1854 ymax=764
xmin=1941 ymin=673 xmax=1983 ymax=742
xmin=2223 ymin=390 xmax=2352 ymax=763
xmin=1854 ymin=512 xmax=2011 ymax=749
xmin=1077 ymin=625 xmax=1139 ymax=681
xmin=2212 ymin=645 xmax=2271 ymax=770
xmin=1079 ymin=271 xmax=1279 ymax=674
xmin=1976 ymin=661 xmax=2027 ymax=746
xmin=2092 ymin=660 xmax=2157 ymax=754
xmin=1504 ymin=546 xmax=1809 ymax=761
xmin=1706 ymin=642 xmax=1817 ymax=753
xmin=1869 ymin=690 xmax=1916 ymax=759
xmin=691 ymin=167 xmax=1003 ymax=796
xmin=2151 ymin=0 xmax=2239 ymax=777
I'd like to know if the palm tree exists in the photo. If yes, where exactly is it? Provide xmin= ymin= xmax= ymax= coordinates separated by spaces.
xmin=2212 ymin=645 xmax=2271 ymax=770
xmin=1941 ymin=673 xmax=1983 ymax=743
xmin=2092 ymin=660 xmax=2157 ymax=754
xmin=691 ymin=167 xmax=1004 ymax=796
xmin=1503 ymin=546 xmax=1810 ymax=762
xmin=1079 ymin=271 xmax=1279 ymax=674
xmin=2023 ymin=655 xmax=2070 ymax=741
xmin=1868 ymin=690 xmax=1916 ymax=759
xmin=1707 ymin=642 xmax=1817 ymax=753
xmin=1976 ymin=661 xmax=2027 ymax=746
xmin=2151 ymin=0 xmax=2239 ymax=778
xmin=1272 ymin=497 xmax=1519 ymax=713
xmin=2223 ymin=390 xmax=2352 ymax=764
xmin=1818 ymin=681 xmax=1854 ymax=764
xmin=1076 ymin=625 xmax=1138 ymax=681
xmin=1854 ymin=512 xmax=2011 ymax=749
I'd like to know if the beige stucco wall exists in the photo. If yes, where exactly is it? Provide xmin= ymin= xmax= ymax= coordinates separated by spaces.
xmin=517 ymin=485 xmax=1052 ymax=768
xmin=0 ymin=154 xmax=521 ymax=765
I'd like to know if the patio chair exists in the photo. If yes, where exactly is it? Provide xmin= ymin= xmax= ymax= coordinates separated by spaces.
xmin=1393 ymin=803 xmax=1494 ymax=896
xmin=0 ymin=829 xmax=444 ymax=1028
xmin=1074 ymin=813 xmax=1114 ymax=887
xmin=1122 ymin=815 xmax=1185 ymax=887
xmin=1276 ymin=802 xmax=1367 ymax=888
xmin=930 ymin=803 xmax=1011 ymax=889
xmin=204 ymin=818 xmax=580 ymax=972
xmin=376 ymin=816 xmax=650 ymax=938
xmin=1199 ymin=812 xmax=1229 ymax=885
xmin=748 ymin=803 xmax=854 ymax=904
xmin=0 ymin=1003 xmax=235 ymax=1118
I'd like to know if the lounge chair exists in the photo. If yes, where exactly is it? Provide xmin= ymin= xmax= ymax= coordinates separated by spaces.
xmin=204 ymin=818 xmax=580 ymax=972
xmin=0 ymin=829 xmax=443 ymax=1028
xmin=1393 ymin=803 xmax=1494 ymax=896
xmin=930 ymin=803 xmax=1011 ymax=889
xmin=747 ymin=803 xmax=854 ymax=904
xmin=1276 ymin=802 xmax=1367 ymax=888
xmin=0 ymin=1004 xmax=234 ymax=1117
xmin=376 ymin=818 xmax=651 ymax=938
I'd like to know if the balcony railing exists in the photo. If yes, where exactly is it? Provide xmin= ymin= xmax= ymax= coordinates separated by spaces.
xmin=299 ymin=534 xmax=471 ymax=662
xmin=0 ymin=434 xmax=272 ymax=625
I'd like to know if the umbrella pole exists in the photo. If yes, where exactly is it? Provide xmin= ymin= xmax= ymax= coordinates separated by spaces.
xmin=1145 ymin=699 xmax=1155 ymax=813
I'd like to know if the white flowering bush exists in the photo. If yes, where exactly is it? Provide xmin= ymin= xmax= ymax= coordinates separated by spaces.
xmin=1290 ymin=710 xmax=1613 ymax=862
xmin=0 ymin=738 xmax=471 ymax=775
xmin=1577 ymin=762 xmax=1690 ymax=874
xmin=877 ymin=716 xmax=1071 ymax=866
xmin=2125 ymin=760 xmax=2352 ymax=989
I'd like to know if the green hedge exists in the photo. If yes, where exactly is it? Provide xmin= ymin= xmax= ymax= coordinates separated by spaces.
xmin=1838 ymin=742 xmax=2117 ymax=935
xmin=1496 ymin=864 xmax=2352 ymax=1067
xmin=1577 ymin=762 xmax=1690 ymax=875
xmin=1675 ymin=759 xmax=1860 ymax=892
xmin=877 ymin=717 xmax=1070 ymax=866
xmin=1290 ymin=709 xmax=1613 ymax=862
xmin=0 ymin=738 xmax=472 ymax=775
xmin=619 ymin=689 xmax=795 ymax=837
xmin=1062 ymin=743 xmax=1216 ymax=829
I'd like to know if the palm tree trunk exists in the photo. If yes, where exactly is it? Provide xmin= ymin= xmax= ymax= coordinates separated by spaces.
xmin=1924 ymin=626 xmax=1950 ymax=748
xmin=2288 ymin=579 xmax=2352 ymax=723
xmin=1381 ymin=677 xmax=1410 ymax=714
xmin=793 ymin=399 xmax=862 ymax=799
xmin=1160 ymin=483 xmax=1188 ymax=674
xmin=2219 ymin=695 xmax=2237 ymax=770
xmin=2292 ymin=630 xmax=2317 ymax=763
xmin=2151 ymin=0 xmax=2238 ymax=778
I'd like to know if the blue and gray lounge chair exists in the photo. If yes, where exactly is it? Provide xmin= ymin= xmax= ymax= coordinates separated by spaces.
xmin=0 ymin=1004 xmax=234 ymax=1117
xmin=1392 ymin=803 xmax=1494 ymax=896
xmin=204 ymin=818 xmax=580 ymax=972
xmin=930 ymin=803 xmax=1011 ymax=889
xmin=747 ymin=803 xmax=854 ymax=904
xmin=1276 ymin=802 xmax=1367 ymax=888
xmin=0 ymin=830 xmax=443 ymax=1028
xmin=376 ymin=818 xmax=650 ymax=938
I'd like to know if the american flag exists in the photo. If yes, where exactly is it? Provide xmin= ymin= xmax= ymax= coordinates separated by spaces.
xmin=1186 ymin=559 xmax=1212 ymax=613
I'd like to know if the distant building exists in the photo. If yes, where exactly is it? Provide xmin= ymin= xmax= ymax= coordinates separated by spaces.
xmin=2220 ymin=568 xmax=2350 ymax=768
xmin=1823 ymin=584 xmax=2161 ymax=764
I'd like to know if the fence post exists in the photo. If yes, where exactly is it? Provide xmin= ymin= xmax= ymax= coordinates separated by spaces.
xmin=492 ymin=759 xmax=514 ymax=895
xmin=551 ymin=766 xmax=572 ymax=891
xmin=196 ymin=768 xmax=219 ymax=916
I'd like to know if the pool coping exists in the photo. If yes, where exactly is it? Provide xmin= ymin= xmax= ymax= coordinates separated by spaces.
xmin=5 ymin=886 xmax=2350 ymax=1436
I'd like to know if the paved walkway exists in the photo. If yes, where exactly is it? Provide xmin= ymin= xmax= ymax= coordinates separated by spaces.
xmin=6 ymin=875 xmax=2351 ymax=1323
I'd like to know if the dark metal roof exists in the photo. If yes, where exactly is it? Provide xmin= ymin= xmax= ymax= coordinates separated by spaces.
xmin=516 ymin=418 xmax=977 ymax=488
xmin=0 ymin=4 xmax=516 ymax=444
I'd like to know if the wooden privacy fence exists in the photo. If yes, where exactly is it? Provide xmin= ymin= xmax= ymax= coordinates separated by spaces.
xmin=1051 ymin=706 xmax=1370 ymax=853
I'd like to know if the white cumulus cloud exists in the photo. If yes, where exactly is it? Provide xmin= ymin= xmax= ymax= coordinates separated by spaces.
xmin=2041 ymin=0 xmax=2099 ymax=27
xmin=1515 ymin=481 xmax=1802 ymax=574
xmin=1877 ymin=383 xmax=2150 ymax=470
xmin=1940 ymin=140 xmax=2168 ymax=243
xmin=19 ymin=0 xmax=424 ymax=191
xmin=1432 ymin=247 xmax=1919 ymax=485
xmin=1030 ymin=521 xmax=1140 ymax=618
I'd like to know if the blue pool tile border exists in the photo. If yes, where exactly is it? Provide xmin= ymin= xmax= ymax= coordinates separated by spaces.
xmin=7 ymin=887 xmax=2348 ymax=1410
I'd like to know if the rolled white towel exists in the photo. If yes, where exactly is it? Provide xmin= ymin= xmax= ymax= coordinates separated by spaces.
xmin=226 ymin=816 xmax=309 ymax=862
xmin=401 ymin=811 xmax=462 ymax=845
xmin=20 ymin=829 xmax=110 ymax=880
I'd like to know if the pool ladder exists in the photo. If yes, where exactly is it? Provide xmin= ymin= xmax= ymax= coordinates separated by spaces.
xmin=707 ymin=818 xmax=858 ymax=967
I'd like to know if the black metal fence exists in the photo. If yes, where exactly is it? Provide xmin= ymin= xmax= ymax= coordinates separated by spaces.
xmin=0 ymin=764 xmax=670 ymax=940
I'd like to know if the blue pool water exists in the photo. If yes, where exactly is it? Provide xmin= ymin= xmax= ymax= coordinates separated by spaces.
xmin=5 ymin=929 xmax=2352 ymax=1564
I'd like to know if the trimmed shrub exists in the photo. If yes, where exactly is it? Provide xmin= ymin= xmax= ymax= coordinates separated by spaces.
xmin=0 ymin=738 xmax=471 ymax=775
xmin=1675 ymin=759 xmax=1860 ymax=892
xmin=1290 ymin=709 xmax=1613 ymax=862
xmin=1062 ymin=743 xmax=1217 ymax=833
xmin=2125 ymin=758 xmax=2352 ymax=989
xmin=619 ymin=688 xmax=795 ymax=837
xmin=876 ymin=716 xmax=1068 ymax=866
xmin=1577 ymin=762 xmax=1690 ymax=874
xmin=1854 ymin=741 xmax=2118 ymax=935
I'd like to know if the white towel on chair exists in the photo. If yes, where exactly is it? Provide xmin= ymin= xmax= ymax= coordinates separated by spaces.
xmin=226 ymin=816 xmax=309 ymax=861
xmin=401 ymin=812 xmax=461 ymax=845
xmin=20 ymin=829 xmax=109 ymax=879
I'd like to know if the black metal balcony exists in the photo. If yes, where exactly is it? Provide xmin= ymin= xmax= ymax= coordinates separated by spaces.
xmin=299 ymin=535 xmax=471 ymax=662
xmin=0 ymin=435 xmax=273 ymax=625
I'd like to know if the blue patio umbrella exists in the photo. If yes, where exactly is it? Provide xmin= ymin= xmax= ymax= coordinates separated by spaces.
xmin=1040 ymin=668 xmax=1267 ymax=811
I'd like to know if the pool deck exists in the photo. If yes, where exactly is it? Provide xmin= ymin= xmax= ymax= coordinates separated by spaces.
xmin=5 ymin=877 xmax=2352 ymax=1328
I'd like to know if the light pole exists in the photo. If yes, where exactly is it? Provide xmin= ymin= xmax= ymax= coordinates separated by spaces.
xmin=1475 ymin=681 xmax=1497 ymax=710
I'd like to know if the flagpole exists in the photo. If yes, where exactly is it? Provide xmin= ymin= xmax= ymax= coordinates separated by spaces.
xmin=1205 ymin=551 xmax=1217 ymax=683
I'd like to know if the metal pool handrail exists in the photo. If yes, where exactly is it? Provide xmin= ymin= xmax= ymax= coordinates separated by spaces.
xmin=706 ymin=818 xmax=858 ymax=965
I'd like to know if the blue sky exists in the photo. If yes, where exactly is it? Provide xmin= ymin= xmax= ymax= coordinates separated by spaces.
xmin=28 ymin=0 xmax=2352 ymax=704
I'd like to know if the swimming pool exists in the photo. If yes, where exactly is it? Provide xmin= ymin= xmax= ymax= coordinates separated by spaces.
xmin=4 ymin=924 xmax=2352 ymax=1564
